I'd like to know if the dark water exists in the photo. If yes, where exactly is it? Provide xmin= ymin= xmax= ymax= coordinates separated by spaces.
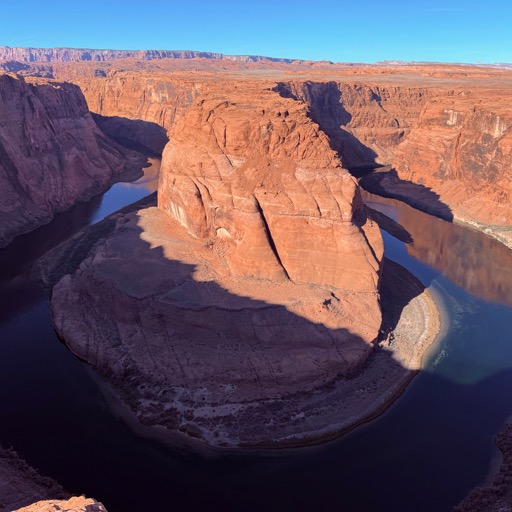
xmin=1 ymin=169 xmax=511 ymax=512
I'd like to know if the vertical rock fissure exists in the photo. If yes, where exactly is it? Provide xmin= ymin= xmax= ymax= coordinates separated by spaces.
xmin=253 ymin=196 xmax=291 ymax=280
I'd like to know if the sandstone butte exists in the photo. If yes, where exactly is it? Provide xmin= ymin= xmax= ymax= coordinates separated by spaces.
xmin=0 ymin=73 xmax=145 ymax=248
xmin=43 ymin=79 xmax=394 ymax=447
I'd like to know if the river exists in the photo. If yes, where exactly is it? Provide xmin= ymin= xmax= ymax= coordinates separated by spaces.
xmin=1 ymin=161 xmax=511 ymax=512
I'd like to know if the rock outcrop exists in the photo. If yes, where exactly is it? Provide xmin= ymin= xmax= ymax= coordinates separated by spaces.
xmin=0 ymin=74 xmax=145 ymax=247
xmin=41 ymin=82 xmax=389 ymax=447
xmin=159 ymin=85 xmax=383 ymax=291
xmin=0 ymin=445 xmax=106 ymax=512
xmin=393 ymin=95 xmax=512 ymax=229
xmin=15 ymin=497 xmax=107 ymax=512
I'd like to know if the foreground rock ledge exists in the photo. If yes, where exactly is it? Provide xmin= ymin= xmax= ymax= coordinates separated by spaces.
xmin=38 ymin=199 xmax=441 ymax=448
xmin=0 ymin=445 xmax=106 ymax=512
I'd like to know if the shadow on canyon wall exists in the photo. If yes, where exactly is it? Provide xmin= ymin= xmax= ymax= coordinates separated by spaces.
xmin=92 ymin=113 xmax=169 ymax=156
xmin=273 ymin=82 xmax=454 ymax=222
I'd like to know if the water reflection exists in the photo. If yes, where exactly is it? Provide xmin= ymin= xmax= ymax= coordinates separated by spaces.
xmin=0 ymin=158 xmax=160 ymax=323
xmin=363 ymin=191 xmax=512 ymax=307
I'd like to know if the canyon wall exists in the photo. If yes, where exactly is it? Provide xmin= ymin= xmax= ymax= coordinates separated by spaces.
xmin=0 ymin=74 xmax=145 ymax=247
xmin=394 ymin=95 xmax=512 ymax=227
xmin=72 ymin=74 xmax=197 ymax=154
xmin=275 ymin=81 xmax=436 ymax=168
xmin=0 ymin=46 xmax=300 ymax=64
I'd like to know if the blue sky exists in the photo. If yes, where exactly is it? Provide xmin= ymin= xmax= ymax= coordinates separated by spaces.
xmin=1 ymin=0 xmax=511 ymax=63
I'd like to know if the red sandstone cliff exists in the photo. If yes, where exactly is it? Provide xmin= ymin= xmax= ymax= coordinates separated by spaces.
xmin=394 ymin=95 xmax=512 ymax=228
xmin=159 ymin=84 xmax=383 ymax=292
xmin=0 ymin=74 xmax=145 ymax=247
xmin=275 ymin=81 xmax=437 ymax=168
xmin=42 ymin=81 xmax=385 ymax=447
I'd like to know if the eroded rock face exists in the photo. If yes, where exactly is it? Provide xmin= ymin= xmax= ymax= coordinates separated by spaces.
xmin=275 ymin=81 xmax=436 ymax=168
xmin=15 ymin=497 xmax=107 ymax=512
xmin=45 ymin=82 xmax=384 ymax=447
xmin=0 ymin=74 xmax=144 ymax=247
xmin=394 ymin=96 xmax=512 ymax=227
xmin=159 ymin=86 xmax=383 ymax=291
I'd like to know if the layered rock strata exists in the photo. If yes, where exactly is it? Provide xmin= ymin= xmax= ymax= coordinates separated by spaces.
xmin=0 ymin=74 xmax=145 ymax=247
xmin=0 ymin=47 xmax=302 ymax=64
xmin=0 ymin=75 xmax=144 ymax=246
xmin=70 ymin=65 xmax=511 ymax=246
xmin=40 ymin=84 xmax=396 ymax=447
xmin=275 ymin=80 xmax=436 ymax=168
xmin=393 ymin=96 xmax=512 ymax=230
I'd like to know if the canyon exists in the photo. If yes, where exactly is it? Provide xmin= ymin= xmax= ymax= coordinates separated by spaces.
xmin=50 ymin=59 xmax=512 ymax=246
xmin=0 ymin=48 xmax=511 ymax=511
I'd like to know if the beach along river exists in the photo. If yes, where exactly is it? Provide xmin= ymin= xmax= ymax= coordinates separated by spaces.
xmin=0 ymin=164 xmax=511 ymax=512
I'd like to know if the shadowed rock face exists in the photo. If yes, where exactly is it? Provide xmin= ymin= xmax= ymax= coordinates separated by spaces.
xmin=274 ymin=81 xmax=436 ymax=168
xmin=0 ymin=74 xmax=145 ymax=247
xmin=72 ymin=66 xmax=511 ymax=237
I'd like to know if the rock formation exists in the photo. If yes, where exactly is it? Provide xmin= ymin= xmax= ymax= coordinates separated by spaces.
xmin=15 ymin=497 xmax=107 ymax=512
xmin=159 ymin=85 xmax=383 ymax=290
xmin=274 ymin=80 xmax=437 ymax=168
xmin=59 ymin=62 xmax=511 ymax=246
xmin=0 ymin=74 xmax=145 ymax=247
xmin=38 ymin=81 xmax=394 ymax=447
xmin=0 ymin=445 xmax=106 ymax=512
xmin=393 ymin=94 xmax=512 ymax=229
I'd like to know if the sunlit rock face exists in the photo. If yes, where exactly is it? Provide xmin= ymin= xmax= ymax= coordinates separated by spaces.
xmin=159 ymin=84 xmax=383 ymax=292
xmin=0 ymin=74 xmax=144 ymax=247
xmin=393 ymin=97 xmax=512 ymax=227
xmin=46 ymin=81 xmax=385 ymax=447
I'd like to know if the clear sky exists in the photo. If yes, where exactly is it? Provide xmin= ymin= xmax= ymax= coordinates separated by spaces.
xmin=1 ymin=0 xmax=511 ymax=64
